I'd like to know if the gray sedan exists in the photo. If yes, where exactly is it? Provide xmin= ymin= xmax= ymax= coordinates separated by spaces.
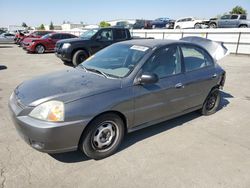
xmin=9 ymin=38 xmax=226 ymax=160
xmin=0 ymin=33 xmax=15 ymax=43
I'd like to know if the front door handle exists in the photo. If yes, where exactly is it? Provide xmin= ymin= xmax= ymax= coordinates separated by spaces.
xmin=212 ymin=73 xmax=217 ymax=79
xmin=175 ymin=83 xmax=184 ymax=89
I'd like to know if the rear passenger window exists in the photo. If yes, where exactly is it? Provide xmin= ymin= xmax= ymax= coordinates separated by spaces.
xmin=115 ymin=29 xmax=127 ymax=40
xmin=181 ymin=46 xmax=213 ymax=72
xmin=240 ymin=15 xmax=246 ymax=20
xmin=51 ymin=34 xmax=61 ymax=39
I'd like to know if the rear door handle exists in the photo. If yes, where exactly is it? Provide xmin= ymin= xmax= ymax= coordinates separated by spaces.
xmin=175 ymin=83 xmax=184 ymax=89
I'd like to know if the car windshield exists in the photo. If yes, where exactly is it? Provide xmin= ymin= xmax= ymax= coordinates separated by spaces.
xmin=80 ymin=29 xmax=99 ymax=39
xmin=41 ymin=34 xmax=52 ymax=39
xmin=79 ymin=43 xmax=150 ymax=78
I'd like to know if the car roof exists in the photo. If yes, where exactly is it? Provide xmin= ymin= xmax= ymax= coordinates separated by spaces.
xmin=119 ymin=39 xmax=188 ymax=48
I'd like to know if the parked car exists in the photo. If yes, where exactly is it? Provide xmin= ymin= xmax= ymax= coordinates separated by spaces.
xmin=151 ymin=18 xmax=175 ymax=29
xmin=0 ymin=29 xmax=6 ymax=35
xmin=115 ymin=21 xmax=134 ymax=29
xmin=9 ymin=37 xmax=227 ymax=160
xmin=174 ymin=17 xmax=207 ymax=29
xmin=0 ymin=33 xmax=15 ymax=43
xmin=22 ymin=33 xmax=77 ymax=53
xmin=209 ymin=14 xmax=250 ymax=28
xmin=16 ymin=30 xmax=53 ymax=45
xmin=132 ymin=19 xmax=152 ymax=29
xmin=55 ymin=27 xmax=132 ymax=66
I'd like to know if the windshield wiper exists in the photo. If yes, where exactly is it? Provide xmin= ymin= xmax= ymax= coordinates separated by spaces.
xmin=84 ymin=67 xmax=108 ymax=78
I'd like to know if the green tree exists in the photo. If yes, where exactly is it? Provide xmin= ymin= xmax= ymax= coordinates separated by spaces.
xmin=99 ymin=21 xmax=111 ymax=28
xmin=230 ymin=6 xmax=247 ymax=15
xmin=22 ymin=22 xmax=28 ymax=28
xmin=39 ymin=24 xmax=45 ymax=30
xmin=49 ymin=21 xmax=54 ymax=30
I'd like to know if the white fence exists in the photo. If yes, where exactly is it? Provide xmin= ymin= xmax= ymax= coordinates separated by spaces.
xmin=131 ymin=28 xmax=250 ymax=55
xmin=55 ymin=28 xmax=250 ymax=55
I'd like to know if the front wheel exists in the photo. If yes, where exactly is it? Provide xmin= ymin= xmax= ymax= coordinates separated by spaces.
xmin=201 ymin=88 xmax=221 ymax=115
xmin=35 ymin=44 xmax=45 ymax=54
xmin=79 ymin=113 xmax=125 ymax=160
xmin=72 ymin=50 xmax=88 ymax=67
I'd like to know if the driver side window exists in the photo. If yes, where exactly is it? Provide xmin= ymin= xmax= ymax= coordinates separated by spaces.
xmin=98 ymin=30 xmax=113 ymax=41
xmin=142 ymin=46 xmax=182 ymax=79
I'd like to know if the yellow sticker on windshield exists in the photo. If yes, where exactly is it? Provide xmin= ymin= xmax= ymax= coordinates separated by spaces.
xmin=130 ymin=45 xmax=149 ymax=52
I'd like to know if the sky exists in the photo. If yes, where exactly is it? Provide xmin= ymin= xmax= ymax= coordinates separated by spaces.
xmin=0 ymin=0 xmax=250 ymax=27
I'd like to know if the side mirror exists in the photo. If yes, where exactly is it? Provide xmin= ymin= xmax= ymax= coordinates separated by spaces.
xmin=138 ymin=72 xmax=159 ymax=85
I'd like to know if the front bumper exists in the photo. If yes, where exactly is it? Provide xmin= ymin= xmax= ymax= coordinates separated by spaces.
xmin=23 ymin=44 xmax=35 ymax=52
xmin=55 ymin=46 xmax=72 ymax=62
xmin=8 ymin=95 xmax=88 ymax=153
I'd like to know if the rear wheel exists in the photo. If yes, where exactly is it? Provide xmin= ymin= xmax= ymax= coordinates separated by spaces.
xmin=79 ymin=113 xmax=125 ymax=160
xmin=175 ymin=26 xmax=181 ymax=29
xmin=239 ymin=25 xmax=248 ymax=28
xmin=35 ymin=44 xmax=45 ymax=54
xmin=72 ymin=50 xmax=88 ymax=67
xmin=201 ymin=88 xmax=221 ymax=115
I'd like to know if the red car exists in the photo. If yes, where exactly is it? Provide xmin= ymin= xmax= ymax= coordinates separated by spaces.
xmin=22 ymin=33 xmax=77 ymax=54
xmin=15 ymin=30 xmax=53 ymax=45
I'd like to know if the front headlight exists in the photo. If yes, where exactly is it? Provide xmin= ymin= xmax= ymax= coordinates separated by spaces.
xmin=62 ymin=43 xmax=71 ymax=49
xmin=29 ymin=101 xmax=64 ymax=122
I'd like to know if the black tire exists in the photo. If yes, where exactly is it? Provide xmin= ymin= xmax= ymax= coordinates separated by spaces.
xmin=175 ymin=26 xmax=181 ymax=29
xmin=201 ymin=88 xmax=221 ymax=116
xmin=194 ymin=23 xmax=201 ymax=29
xmin=35 ymin=44 xmax=45 ymax=54
xmin=79 ymin=113 xmax=125 ymax=160
xmin=209 ymin=23 xmax=217 ymax=28
xmin=239 ymin=25 xmax=248 ymax=28
xmin=72 ymin=50 xmax=88 ymax=67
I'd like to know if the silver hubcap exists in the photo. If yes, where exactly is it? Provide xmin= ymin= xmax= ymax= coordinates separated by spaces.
xmin=92 ymin=121 xmax=118 ymax=151
xmin=36 ymin=45 xmax=44 ymax=53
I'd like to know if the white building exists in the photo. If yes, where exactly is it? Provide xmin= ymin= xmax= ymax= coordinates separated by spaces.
xmin=61 ymin=23 xmax=85 ymax=30
xmin=8 ymin=25 xmax=26 ymax=33
xmin=44 ymin=25 xmax=62 ymax=30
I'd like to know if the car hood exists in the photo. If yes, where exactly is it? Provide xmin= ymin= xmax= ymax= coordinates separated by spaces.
xmin=15 ymin=68 xmax=122 ymax=107
xmin=22 ymin=37 xmax=41 ymax=43
xmin=57 ymin=38 xmax=89 ymax=44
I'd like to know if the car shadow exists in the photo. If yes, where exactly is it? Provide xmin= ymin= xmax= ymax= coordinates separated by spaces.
xmin=63 ymin=62 xmax=74 ymax=67
xmin=218 ymin=91 xmax=233 ymax=110
xmin=50 ymin=91 xmax=233 ymax=163
xmin=0 ymin=65 xmax=7 ymax=70
xmin=0 ymin=45 xmax=13 ymax=48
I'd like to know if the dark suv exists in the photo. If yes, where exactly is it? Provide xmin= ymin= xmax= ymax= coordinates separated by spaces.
xmin=55 ymin=28 xmax=132 ymax=66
